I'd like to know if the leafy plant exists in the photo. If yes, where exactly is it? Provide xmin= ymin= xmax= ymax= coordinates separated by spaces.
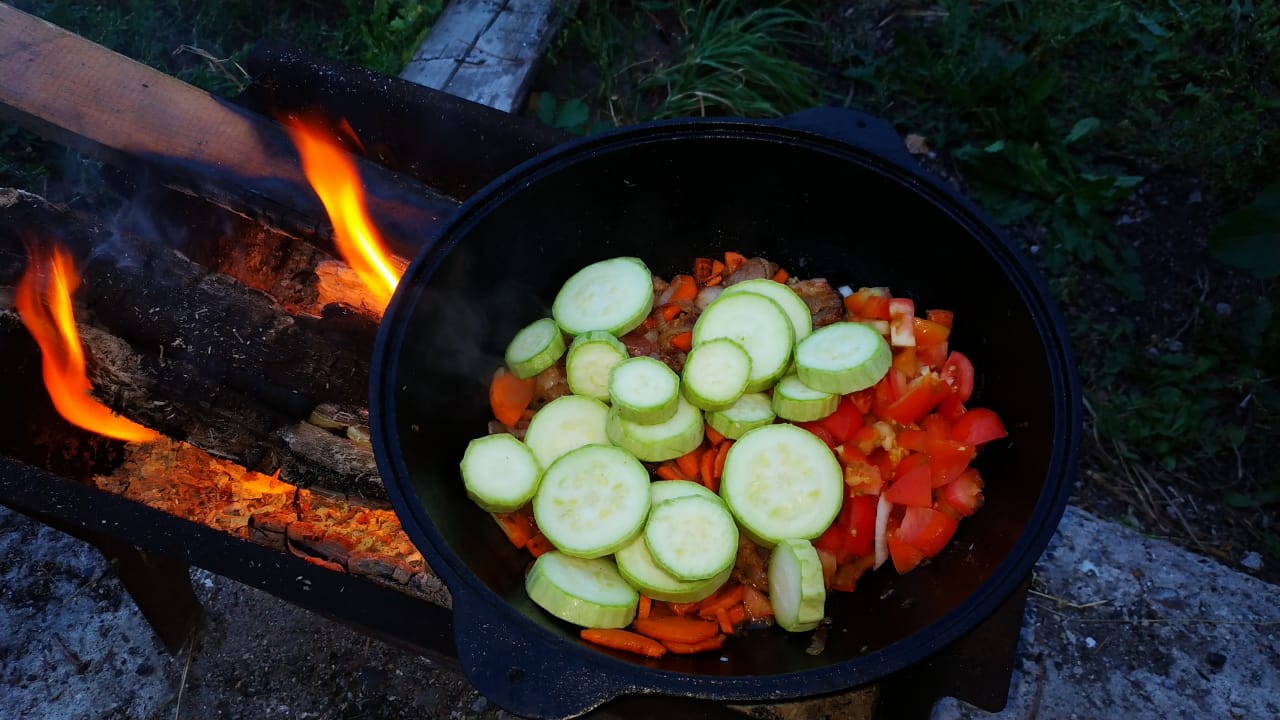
xmin=1211 ymin=184 xmax=1280 ymax=279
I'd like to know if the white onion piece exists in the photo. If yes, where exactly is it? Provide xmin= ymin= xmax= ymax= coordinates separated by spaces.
xmin=695 ymin=285 xmax=723 ymax=311
xmin=874 ymin=494 xmax=892 ymax=569
xmin=837 ymin=285 xmax=853 ymax=298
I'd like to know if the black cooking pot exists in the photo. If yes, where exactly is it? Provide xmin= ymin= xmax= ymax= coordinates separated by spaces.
xmin=369 ymin=107 xmax=1080 ymax=718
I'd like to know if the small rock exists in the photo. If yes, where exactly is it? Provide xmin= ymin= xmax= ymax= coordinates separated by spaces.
xmin=1216 ymin=302 xmax=1232 ymax=316
xmin=1029 ymin=245 xmax=1040 ymax=255
xmin=1240 ymin=552 xmax=1264 ymax=571
xmin=1084 ymin=636 xmax=1097 ymax=649
xmin=471 ymin=696 xmax=488 ymax=712
xmin=1164 ymin=339 xmax=1184 ymax=353
xmin=1205 ymin=651 xmax=1227 ymax=672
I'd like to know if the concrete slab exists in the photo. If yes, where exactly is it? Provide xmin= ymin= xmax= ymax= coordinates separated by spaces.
xmin=2 ymin=503 xmax=1277 ymax=719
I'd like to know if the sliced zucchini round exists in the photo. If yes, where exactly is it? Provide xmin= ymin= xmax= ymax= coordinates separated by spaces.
xmin=459 ymin=433 xmax=541 ymax=512
xmin=505 ymin=317 xmax=566 ymax=379
xmin=650 ymin=478 xmax=721 ymax=506
xmin=771 ymin=373 xmax=839 ymax=423
xmin=705 ymin=392 xmax=775 ymax=440
xmin=605 ymin=395 xmax=704 ymax=462
xmin=609 ymin=356 xmax=681 ymax=424
xmin=552 ymin=257 xmax=655 ymax=337
xmin=643 ymin=495 xmax=739 ymax=581
xmin=719 ymin=424 xmax=843 ymax=547
xmin=614 ymin=534 xmax=731 ymax=604
xmin=525 ymin=551 xmax=638 ymax=628
xmin=720 ymin=278 xmax=813 ymax=343
xmin=692 ymin=292 xmax=794 ymax=393
xmin=532 ymin=444 xmax=650 ymax=558
xmin=565 ymin=331 xmax=629 ymax=400
xmin=794 ymin=321 xmax=892 ymax=394
xmin=523 ymin=395 xmax=611 ymax=475
xmin=768 ymin=538 xmax=827 ymax=632
xmin=681 ymin=337 xmax=751 ymax=412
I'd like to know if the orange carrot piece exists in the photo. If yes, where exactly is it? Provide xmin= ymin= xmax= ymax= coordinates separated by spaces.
xmin=724 ymin=251 xmax=747 ymax=274
xmin=714 ymin=606 xmax=735 ymax=635
xmin=638 ymin=595 xmax=653 ymax=621
xmin=772 ymin=268 xmax=789 ymax=283
xmin=580 ymin=628 xmax=667 ymax=658
xmin=489 ymin=368 xmax=536 ymax=427
xmin=671 ymin=331 xmax=694 ymax=352
xmin=659 ymin=303 xmax=683 ymax=321
xmin=713 ymin=440 xmax=732 ymax=479
xmin=727 ymin=604 xmax=746 ymax=626
xmin=491 ymin=510 xmax=535 ymax=548
xmin=675 ymin=447 xmax=703 ymax=480
xmin=697 ymin=584 xmax=745 ymax=618
xmin=632 ymin=616 xmax=721 ymax=645
xmin=706 ymin=274 xmax=723 ymax=287
xmin=526 ymin=532 xmax=555 ymax=558
xmin=662 ymin=634 xmax=727 ymax=655
xmin=668 ymin=601 xmax=699 ymax=616
xmin=668 ymin=274 xmax=699 ymax=303
xmin=705 ymin=423 xmax=726 ymax=447
xmin=656 ymin=463 xmax=686 ymax=481
xmin=699 ymin=446 xmax=717 ymax=488
xmin=711 ymin=259 xmax=726 ymax=277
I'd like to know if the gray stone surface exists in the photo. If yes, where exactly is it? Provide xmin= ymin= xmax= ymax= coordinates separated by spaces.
xmin=2 ymin=503 xmax=1277 ymax=719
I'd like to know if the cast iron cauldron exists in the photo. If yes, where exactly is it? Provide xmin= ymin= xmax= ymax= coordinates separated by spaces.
xmin=369 ymin=108 xmax=1080 ymax=718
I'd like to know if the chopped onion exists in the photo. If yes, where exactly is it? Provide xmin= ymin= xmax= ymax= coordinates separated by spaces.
xmin=874 ymin=494 xmax=892 ymax=569
xmin=695 ymin=285 xmax=723 ymax=311
xmin=836 ymin=284 xmax=853 ymax=298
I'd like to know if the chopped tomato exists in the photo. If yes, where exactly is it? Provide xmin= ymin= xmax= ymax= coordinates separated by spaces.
xmin=843 ymin=286 xmax=891 ymax=320
xmin=888 ymin=297 xmax=916 ymax=347
xmin=816 ymin=546 xmax=838 ymax=587
xmin=831 ymin=555 xmax=873 ymax=592
xmin=867 ymin=447 xmax=897 ymax=480
xmin=940 ymin=351 xmax=975 ymax=403
xmin=843 ymin=456 xmax=884 ymax=495
xmin=916 ymin=340 xmax=949 ymax=369
xmin=896 ymin=428 xmax=929 ymax=453
xmin=951 ymin=408 xmax=1008 ymax=446
xmin=888 ymin=533 xmax=927 ymax=574
xmin=885 ymin=454 xmax=932 ymax=507
xmin=938 ymin=468 xmax=985 ymax=518
xmin=936 ymin=394 xmax=967 ymax=421
xmin=895 ymin=506 xmax=959 ymax=557
xmin=912 ymin=317 xmax=951 ymax=346
xmin=797 ymin=421 xmax=837 ymax=450
xmin=848 ymin=388 xmax=874 ymax=415
xmin=841 ymin=493 xmax=878 ymax=556
xmin=892 ymin=346 xmax=920 ymax=378
xmin=926 ymin=308 xmax=954 ymax=329
xmin=815 ymin=522 xmax=851 ymax=563
xmin=820 ymin=395 xmax=863 ymax=444
xmin=928 ymin=438 xmax=977 ymax=487
xmin=883 ymin=374 xmax=951 ymax=425
xmin=849 ymin=424 xmax=880 ymax=455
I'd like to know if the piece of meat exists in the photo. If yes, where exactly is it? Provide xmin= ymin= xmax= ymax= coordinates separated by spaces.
xmin=724 ymin=257 xmax=778 ymax=286
xmin=529 ymin=363 xmax=569 ymax=410
xmin=732 ymin=535 xmax=771 ymax=591
xmin=791 ymin=277 xmax=844 ymax=328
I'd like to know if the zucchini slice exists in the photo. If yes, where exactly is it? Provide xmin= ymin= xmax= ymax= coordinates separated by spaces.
xmin=525 ymin=551 xmax=638 ymax=628
xmin=768 ymin=538 xmax=827 ymax=632
xmin=605 ymin=395 xmax=704 ymax=462
xmin=459 ymin=433 xmax=541 ymax=512
xmin=794 ymin=321 xmax=892 ymax=394
xmin=720 ymin=278 xmax=813 ymax=343
xmin=532 ymin=444 xmax=650 ymax=558
xmin=552 ymin=257 xmax=655 ymax=337
xmin=505 ymin=317 xmax=566 ymax=379
xmin=692 ymin=292 xmax=794 ymax=393
xmin=705 ymin=392 xmax=775 ymax=440
xmin=681 ymin=337 xmax=752 ymax=412
xmin=565 ymin=331 xmax=629 ymax=400
xmin=771 ymin=373 xmax=839 ymax=423
xmin=523 ymin=394 xmax=611 ymax=472
xmin=609 ymin=356 xmax=681 ymax=424
xmin=643 ymin=494 xmax=739 ymax=581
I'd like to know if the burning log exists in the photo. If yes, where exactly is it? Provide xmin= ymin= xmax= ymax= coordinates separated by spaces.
xmin=0 ymin=189 xmax=386 ymax=498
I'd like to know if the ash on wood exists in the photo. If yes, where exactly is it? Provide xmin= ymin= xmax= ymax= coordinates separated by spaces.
xmin=0 ymin=189 xmax=384 ymax=498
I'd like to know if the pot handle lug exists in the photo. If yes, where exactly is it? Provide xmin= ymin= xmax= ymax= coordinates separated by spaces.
xmin=453 ymin=598 xmax=629 ymax=719
xmin=772 ymin=107 xmax=916 ymax=168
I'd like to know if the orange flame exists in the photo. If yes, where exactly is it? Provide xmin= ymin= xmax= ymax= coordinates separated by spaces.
xmin=281 ymin=114 xmax=400 ymax=309
xmin=15 ymin=242 xmax=159 ymax=443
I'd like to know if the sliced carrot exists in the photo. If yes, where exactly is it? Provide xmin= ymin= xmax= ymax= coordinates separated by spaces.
xmin=705 ymin=423 xmax=726 ymax=447
xmin=638 ymin=595 xmax=653 ymax=621
xmin=706 ymin=274 xmax=723 ymax=287
xmin=656 ymin=462 xmax=686 ymax=481
xmin=726 ymin=604 xmax=746 ymax=626
xmin=711 ymin=259 xmax=726 ymax=277
xmin=668 ymin=274 xmax=698 ymax=303
xmin=668 ymin=601 xmax=699 ymax=616
xmin=772 ymin=268 xmax=789 ymax=283
xmin=724 ymin=251 xmax=747 ymax=274
xmin=714 ymin=606 xmax=735 ymax=635
xmin=697 ymin=584 xmax=745 ymax=618
xmin=659 ymin=303 xmax=683 ymax=321
xmin=491 ymin=510 xmax=535 ymax=548
xmin=713 ymin=440 xmax=732 ymax=479
xmin=662 ymin=634 xmax=726 ymax=655
xmin=489 ymin=368 xmax=536 ymax=427
xmin=699 ymin=446 xmax=717 ymax=488
xmin=526 ymin=532 xmax=555 ymax=558
xmin=580 ymin=628 xmax=667 ymax=658
xmin=632 ymin=616 xmax=721 ymax=645
xmin=675 ymin=447 xmax=703 ymax=480
xmin=671 ymin=331 xmax=694 ymax=352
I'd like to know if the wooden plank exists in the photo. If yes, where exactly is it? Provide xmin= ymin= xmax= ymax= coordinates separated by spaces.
xmin=400 ymin=0 xmax=575 ymax=113
xmin=0 ymin=4 xmax=455 ymax=258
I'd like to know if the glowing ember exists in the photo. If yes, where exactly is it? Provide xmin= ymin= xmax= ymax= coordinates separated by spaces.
xmin=15 ymin=241 xmax=159 ymax=443
xmin=281 ymin=113 xmax=401 ymax=309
